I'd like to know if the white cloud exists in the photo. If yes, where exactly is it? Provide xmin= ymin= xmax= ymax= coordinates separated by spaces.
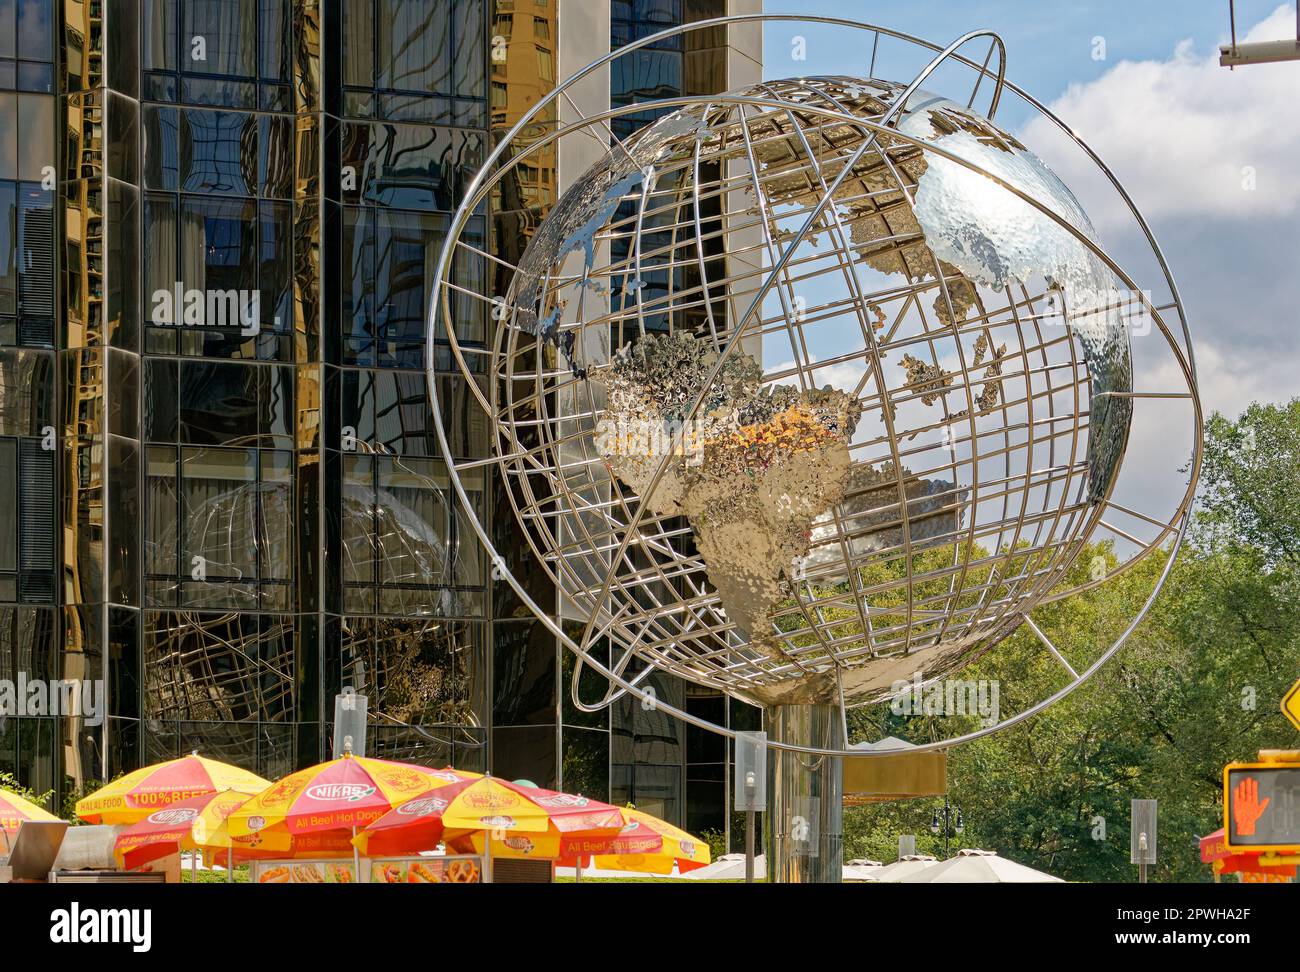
xmin=1146 ymin=340 xmax=1298 ymax=421
xmin=767 ymin=356 xmax=869 ymax=396
xmin=1022 ymin=5 xmax=1300 ymax=230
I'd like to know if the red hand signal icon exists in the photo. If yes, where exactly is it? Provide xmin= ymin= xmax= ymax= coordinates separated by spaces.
xmin=1233 ymin=776 xmax=1270 ymax=837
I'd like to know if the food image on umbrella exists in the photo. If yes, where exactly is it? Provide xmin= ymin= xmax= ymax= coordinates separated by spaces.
xmin=353 ymin=771 xmax=624 ymax=859
xmin=75 ymin=753 xmax=270 ymax=825
xmin=425 ymin=13 xmax=1201 ymax=882
xmin=112 ymin=789 xmax=257 ymax=871
xmin=1 ymin=789 xmax=61 ymax=843
xmin=557 ymin=807 xmax=712 ymax=876
xmin=224 ymin=755 xmax=451 ymax=841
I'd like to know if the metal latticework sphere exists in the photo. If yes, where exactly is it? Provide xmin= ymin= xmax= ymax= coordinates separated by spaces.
xmin=430 ymin=17 xmax=1199 ymax=752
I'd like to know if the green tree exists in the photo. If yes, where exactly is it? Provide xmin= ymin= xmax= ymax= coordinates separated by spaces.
xmin=843 ymin=399 xmax=1300 ymax=882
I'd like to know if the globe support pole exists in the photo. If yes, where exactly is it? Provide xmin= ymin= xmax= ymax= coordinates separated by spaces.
xmin=766 ymin=705 xmax=844 ymax=883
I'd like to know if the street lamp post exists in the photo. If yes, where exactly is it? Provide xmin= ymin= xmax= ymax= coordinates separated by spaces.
xmin=930 ymin=796 xmax=964 ymax=858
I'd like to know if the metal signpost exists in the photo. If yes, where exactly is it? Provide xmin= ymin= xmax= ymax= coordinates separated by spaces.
xmin=332 ymin=688 xmax=368 ymax=759
xmin=1130 ymin=799 xmax=1158 ymax=883
xmin=735 ymin=732 xmax=767 ymax=884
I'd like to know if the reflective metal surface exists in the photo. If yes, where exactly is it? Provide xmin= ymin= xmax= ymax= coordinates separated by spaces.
xmin=766 ymin=704 xmax=843 ymax=883
xmin=427 ymin=15 xmax=1201 ymax=758
xmin=479 ymin=76 xmax=1149 ymax=705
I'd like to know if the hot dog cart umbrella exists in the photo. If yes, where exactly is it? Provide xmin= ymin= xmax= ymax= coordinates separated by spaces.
xmin=556 ymin=806 xmax=712 ymax=877
xmin=224 ymin=753 xmax=456 ymax=875
xmin=75 ymin=753 xmax=270 ymax=825
xmin=1 ymin=788 xmax=62 ymax=851
xmin=352 ymin=770 xmax=625 ymax=881
xmin=1200 ymin=828 xmax=1297 ymax=882
xmin=112 ymin=788 xmax=261 ymax=878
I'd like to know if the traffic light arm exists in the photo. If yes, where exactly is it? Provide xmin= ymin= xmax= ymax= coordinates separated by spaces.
xmin=1220 ymin=1 xmax=1300 ymax=66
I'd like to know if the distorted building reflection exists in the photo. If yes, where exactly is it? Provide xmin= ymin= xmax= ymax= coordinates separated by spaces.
xmin=0 ymin=0 xmax=761 ymax=852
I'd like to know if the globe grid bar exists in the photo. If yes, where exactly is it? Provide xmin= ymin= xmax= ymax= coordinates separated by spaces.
xmin=425 ymin=14 xmax=1201 ymax=759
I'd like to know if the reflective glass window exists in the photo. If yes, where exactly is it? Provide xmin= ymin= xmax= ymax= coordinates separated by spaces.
xmin=0 ymin=438 xmax=14 ymax=572
xmin=144 ymin=0 xmax=292 ymax=109
xmin=341 ymin=455 xmax=486 ymax=617
xmin=145 ymin=445 xmax=294 ymax=608
xmin=342 ymin=0 xmax=486 ymax=124
xmin=0 ymin=181 xmax=15 ymax=323
xmin=144 ymin=191 xmax=291 ymax=360
xmin=492 ymin=620 xmax=556 ymax=727
xmin=340 ymin=121 xmax=483 ymax=212
xmin=179 ymin=360 xmax=260 ymax=444
xmin=0 ymin=0 xmax=55 ymax=68
xmin=184 ymin=0 xmax=257 ymax=78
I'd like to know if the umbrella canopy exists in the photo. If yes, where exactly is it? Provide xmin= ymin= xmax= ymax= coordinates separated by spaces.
xmin=869 ymin=855 xmax=939 ymax=883
xmin=844 ymin=860 xmax=885 ymax=881
xmin=682 ymin=852 xmax=760 ymax=880
xmin=683 ymin=852 xmax=874 ymax=881
xmin=113 ymin=789 xmax=258 ymax=870
xmin=1200 ymin=828 xmax=1296 ymax=880
xmin=0 ymin=788 xmax=61 ymax=839
xmin=225 ymin=755 xmax=449 ymax=841
xmin=355 ymin=771 xmax=624 ymax=858
xmin=900 ymin=849 xmax=1063 ymax=883
xmin=558 ymin=807 xmax=711 ymax=875
xmin=206 ymin=825 xmax=359 ymax=865
xmin=76 ymin=754 xmax=270 ymax=825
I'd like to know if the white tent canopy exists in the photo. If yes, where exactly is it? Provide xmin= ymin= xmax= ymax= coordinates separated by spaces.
xmin=683 ymin=853 xmax=763 ymax=880
xmin=843 ymin=860 xmax=885 ymax=882
xmin=899 ymin=849 xmax=1063 ymax=883
xmin=685 ymin=853 xmax=888 ymax=882
xmin=862 ymin=855 xmax=939 ymax=883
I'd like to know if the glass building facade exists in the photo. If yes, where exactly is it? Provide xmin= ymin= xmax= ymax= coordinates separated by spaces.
xmin=0 ymin=0 xmax=758 ymax=849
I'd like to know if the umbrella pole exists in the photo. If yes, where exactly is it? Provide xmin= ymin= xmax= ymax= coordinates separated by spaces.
xmin=353 ymin=826 xmax=361 ymax=881
xmin=227 ymin=837 xmax=233 ymax=884
xmin=484 ymin=830 xmax=493 ymax=884
xmin=575 ymin=857 xmax=582 ymax=883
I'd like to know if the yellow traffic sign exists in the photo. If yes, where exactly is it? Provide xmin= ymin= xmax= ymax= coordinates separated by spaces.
xmin=1284 ymin=677 xmax=1300 ymax=734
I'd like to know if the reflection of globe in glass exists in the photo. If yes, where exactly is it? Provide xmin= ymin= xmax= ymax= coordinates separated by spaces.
xmin=472 ymin=74 xmax=1169 ymax=710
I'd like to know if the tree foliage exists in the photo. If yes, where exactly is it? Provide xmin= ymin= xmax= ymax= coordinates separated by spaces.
xmin=842 ymin=399 xmax=1300 ymax=881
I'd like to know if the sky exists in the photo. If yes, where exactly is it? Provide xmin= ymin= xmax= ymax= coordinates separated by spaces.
xmin=758 ymin=1 xmax=1300 ymax=531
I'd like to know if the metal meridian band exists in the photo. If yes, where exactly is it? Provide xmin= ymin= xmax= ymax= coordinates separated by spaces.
xmin=423 ymin=15 xmax=1201 ymax=757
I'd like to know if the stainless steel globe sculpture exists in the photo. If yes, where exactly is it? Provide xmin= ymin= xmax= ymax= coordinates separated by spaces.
xmin=427 ymin=18 xmax=1200 ymax=760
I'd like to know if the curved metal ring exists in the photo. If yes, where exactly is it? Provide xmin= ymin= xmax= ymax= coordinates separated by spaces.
xmin=425 ymin=15 xmax=1200 ymax=756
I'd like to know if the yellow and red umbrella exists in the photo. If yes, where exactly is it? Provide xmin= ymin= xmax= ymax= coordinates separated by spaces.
xmin=558 ymin=806 xmax=712 ymax=875
xmin=353 ymin=771 xmax=624 ymax=858
xmin=1 ymin=789 xmax=61 ymax=840
xmin=76 ymin=754 xmax=270 ymax=825
xmin=113 ymin=789 xmax=257 ymax=870
xmin=207 ymin=827 xmax=359 ymax=866
xmin=224 ymin=754 xmax=451 ymax=841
